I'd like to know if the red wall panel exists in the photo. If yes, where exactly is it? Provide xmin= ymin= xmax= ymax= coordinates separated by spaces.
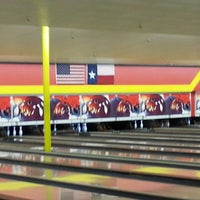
xmin=0 ymin=63 xmax=42 ymax=85
xmin=114 ymin=66 xmax=199 ymax=85
xmin=0 ymin=63 xmax=57 ymax=85
xmin=0 ymin=64 xmax=199 ymax=92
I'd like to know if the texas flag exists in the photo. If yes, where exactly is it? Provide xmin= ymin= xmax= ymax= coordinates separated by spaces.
xmin=87 ymin=64 xmax=115 ymax=84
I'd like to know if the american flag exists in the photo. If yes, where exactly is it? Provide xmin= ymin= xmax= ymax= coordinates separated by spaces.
xmin=56 ymin=63 xmax=86 ymax=84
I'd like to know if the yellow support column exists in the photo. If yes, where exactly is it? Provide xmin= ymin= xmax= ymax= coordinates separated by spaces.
xmin=42 ymin=26 xmax=51 ymax=152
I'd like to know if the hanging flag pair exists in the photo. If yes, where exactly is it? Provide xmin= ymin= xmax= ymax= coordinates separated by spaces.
xmin=56 ymin=63 xmax=115 ymax=85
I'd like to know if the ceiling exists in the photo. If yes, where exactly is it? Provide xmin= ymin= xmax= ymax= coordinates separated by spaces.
xmin=0 ymin=0 xmax=200 ymax=65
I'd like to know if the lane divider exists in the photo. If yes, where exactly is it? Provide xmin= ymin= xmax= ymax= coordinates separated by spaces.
xmin=0 ymin=174 xmax=105 ymax=191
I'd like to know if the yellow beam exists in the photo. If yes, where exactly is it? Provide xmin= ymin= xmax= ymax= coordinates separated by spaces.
xmin=42 ymin=26 xmax=51 ymax=152
xmin=50 ymin=84 xmax=191 ymax=94
xmin=0 ymin=84 xmax=192 ymax=95
xmin=0 ymin=86 xmax=43 ymax=95
xmin=190 ymin=70 xmax=200 ymax=90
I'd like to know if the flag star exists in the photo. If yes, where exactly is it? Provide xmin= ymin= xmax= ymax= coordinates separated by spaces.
xmin=89 ymin=70 xmax=96 ymax=79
